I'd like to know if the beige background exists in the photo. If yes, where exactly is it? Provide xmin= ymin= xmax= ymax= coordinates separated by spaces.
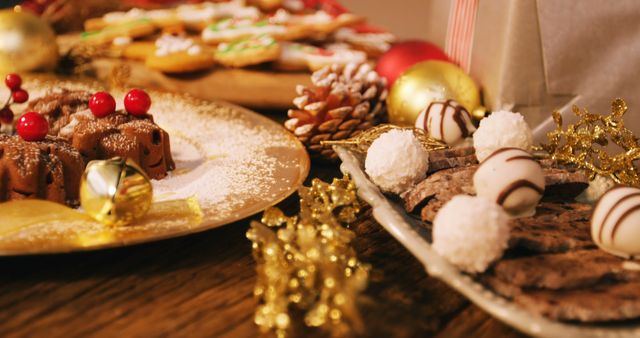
xmin=341 ymin=0 xmax=449 ymax=46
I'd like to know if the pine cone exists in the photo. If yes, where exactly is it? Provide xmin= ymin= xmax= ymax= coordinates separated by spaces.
xmin=285 ymin=63 xmax=388 ymax=161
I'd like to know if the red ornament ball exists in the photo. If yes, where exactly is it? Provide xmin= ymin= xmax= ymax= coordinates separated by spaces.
xmin=12 ymin=89 xmax=29 ymax=104
xmin=0 ymin=107 xmax=13 ymax=124
xmin=17 ymin=112 xmax=49 ymax=142
xmin=4 ymin=73 xmax=22 ymax=91
xmin=89 ymin=91 xmax=116 ymax=118
xmin=124 ymin=89 xmax=151 ymax=116
xmin=375 ymin=40 xmax=450 ymax=87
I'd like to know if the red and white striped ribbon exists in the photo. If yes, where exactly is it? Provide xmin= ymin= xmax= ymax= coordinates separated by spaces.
xmin=445 ymin=0 xmax=479 ymax=73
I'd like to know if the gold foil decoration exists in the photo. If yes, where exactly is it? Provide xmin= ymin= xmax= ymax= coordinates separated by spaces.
xmin=387 ymin=60 xmax=482 ymax=126
xmin=321 ymin=124 xmax=448 ymax=154
xmin=246 ymin=176 xmax=369 ymax=338
xmin=80 ymin=157 xmax=153 ymax=226
xmin=539 ymin=98 xmax=640 ymax=186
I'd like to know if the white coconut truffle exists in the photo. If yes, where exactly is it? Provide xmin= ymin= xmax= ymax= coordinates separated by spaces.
xmin=577 ymin=174 xmax=616 ymax=204
xmin=433 ymin=195 xmax=510 ymax=273
xmin=365 ymin=129 xmax=429 ymax=194
xmin=591 ymin=186 xmax=640 ymax=259
xmin=473 ymin=147 xmax=545 ymax=217
xmin=473 ymin=111 xmax=533 ymax=162
xmin=414 ymin=100 xmax=476 ymax=147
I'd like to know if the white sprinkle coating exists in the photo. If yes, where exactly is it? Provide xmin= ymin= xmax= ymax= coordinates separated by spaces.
xmin=473 ymin=111 xmax=533 ymax=162
xmin=365 ymin=129 xmax=429 ymax=194
xmin=433 ymin=195 xmax=510 ymax=273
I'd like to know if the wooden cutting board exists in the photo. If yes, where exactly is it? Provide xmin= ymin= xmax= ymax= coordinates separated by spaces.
xmin=92 ymin=58 xmax=310 ymax=110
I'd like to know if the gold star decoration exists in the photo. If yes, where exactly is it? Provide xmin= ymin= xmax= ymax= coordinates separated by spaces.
xmin=246 ymin=176 xmax=369 ymax=338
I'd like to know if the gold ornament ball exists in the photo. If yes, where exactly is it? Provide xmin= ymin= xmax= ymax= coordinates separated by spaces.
xmin=0 ymin=9 xmax=59 ymax=74
xmin=80 ymin=157 xmax=153 ymax=226
xmin=387 ymin=60 xmax=481 ymax=126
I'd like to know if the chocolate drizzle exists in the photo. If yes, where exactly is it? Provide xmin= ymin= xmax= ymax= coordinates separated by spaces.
xmin=595 ymin=187 xmax=640 ymax=242
xmin=422 ymin=100 xmax=473 ymax=142
xmin=496 ymin=179 xmax=545 ymax=206
xmin=611 ymin=205 xmax=640 ymax=243
xmin=482 ymin=147 xmax=531 ymax=163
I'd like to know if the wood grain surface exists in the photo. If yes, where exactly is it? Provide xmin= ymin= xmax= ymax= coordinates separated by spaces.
xmin=0 ymin=115 xmax=528 ymax=338
xmin=0 ymin=167 xmax=527 ymax=337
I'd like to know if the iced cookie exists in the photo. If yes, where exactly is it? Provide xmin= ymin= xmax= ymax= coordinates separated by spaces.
xmin=269 ymin=9 xmax=363 ymax=36
xmin=177 ymin=0 xmax=260 ymax=31
xmin=305 ymin=45 xmax=367 ymax=71
xmin=84 ymin=8 xmax=180 ymax=31
xmin=214 ymin=34 xmax=280 ymax=68
xmin=146 ymin=34 xmax=215 ymax=73
xmin=115 ymin=40 xmax=156 ymax=61
xmin=82 ymin=18 xmax=157 ymax=45
xmin=333 ymin=26 xmax=396 ymax=57
xmin=274 ymin=42 xmax=322 ymax=71
xmin=201 ymin=18 xmax=289 ymax=44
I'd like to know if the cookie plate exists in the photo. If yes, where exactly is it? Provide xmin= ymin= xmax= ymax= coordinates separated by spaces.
xmin=335 ymin=146 xmax=640 ymax=338
xmin=0 ymin=78 xmax=309 ymax=255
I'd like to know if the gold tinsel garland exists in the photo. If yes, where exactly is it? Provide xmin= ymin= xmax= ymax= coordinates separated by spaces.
xmin=246 ymin=176 xmax=369 ymax=337
xmin=539 ymin=98 xmax=640 ymax=186
xmin=321 ymin=124 xmax=447 ymax=154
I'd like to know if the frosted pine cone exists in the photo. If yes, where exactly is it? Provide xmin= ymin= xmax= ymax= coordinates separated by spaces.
xmin=285 ymin=62 xmax=388 ymax=160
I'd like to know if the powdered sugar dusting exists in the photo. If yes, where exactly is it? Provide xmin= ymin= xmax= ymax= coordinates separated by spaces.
xmin=0 ymin=78 xmax=309 ymax=254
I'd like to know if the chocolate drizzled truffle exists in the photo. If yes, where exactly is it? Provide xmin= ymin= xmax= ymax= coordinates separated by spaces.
xmin=414 ymin=99 xmax=475 ymax=147
xmin=591 ymin=186 xmax=640 ymax=259
xmin=473 ymin=147 xmax=545 ymax=217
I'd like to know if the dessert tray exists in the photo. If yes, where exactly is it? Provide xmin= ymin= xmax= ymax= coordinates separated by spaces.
xmin=335 ymin=146 xmax=640 ymax=338
xmin=0 ymin=77 xmax=309 ymax=255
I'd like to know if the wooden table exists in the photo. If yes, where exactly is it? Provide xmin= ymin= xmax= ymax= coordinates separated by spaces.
xmin=0 ymin=111 xmax=528 ymax=338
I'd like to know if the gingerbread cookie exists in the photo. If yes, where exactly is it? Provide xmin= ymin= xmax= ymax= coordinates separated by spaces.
xmin=269 ymin=9 xmax=364 ymax=36
xmin=85 ymin=8 xmax=180 ymax=31
xmin=214 ymin=34 xmax=280 ymax=68
xmin=333 ymin=26 xmax=396 ymax=57
xmin=201 ymin=18 xmax=289 ymax=44
xmin=176 ymin=0 xmax=261 ymax=31
xmin=274 ymin=42 xmax=321 ymax=71
xmin=305 ymin=44 xmax=367 ymax=71
xmin=145 ymin=34 xmax=215 ymax=73
xmin=82 ymin=18 xmax=156 ymax=45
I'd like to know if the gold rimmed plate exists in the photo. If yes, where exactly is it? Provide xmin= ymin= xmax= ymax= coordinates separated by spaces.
xmin=0 ymin=77 xmax=310 ymax=255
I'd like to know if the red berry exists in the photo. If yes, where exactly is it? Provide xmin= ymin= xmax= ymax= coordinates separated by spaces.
xmin=0 ymin=107 xmax=13 ymax=124
xmin=17 ymin=112 xmax=49 ymax=142
xmin=4 ymin=73 xmax=22 ymax=91
xmin=89 ymin=91 xmax=116 ymax=118
xmin=12 ymin=89 xmax=29 ymax=104
xmin=124 ymin=89 xmax=151 ymax=116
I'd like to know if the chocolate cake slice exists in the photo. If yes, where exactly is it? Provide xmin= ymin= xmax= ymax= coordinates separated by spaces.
xmin=29 ymin=89 xmax=175 ymax=180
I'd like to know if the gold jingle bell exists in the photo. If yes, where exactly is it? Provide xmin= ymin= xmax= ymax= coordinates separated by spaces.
xmin=80 ymin=157 xmax=153 ymax=226
xmin=387 ymin=60 xmax=481 ymax=126
xmin=0 ymin=9 xmax=59 ymax=73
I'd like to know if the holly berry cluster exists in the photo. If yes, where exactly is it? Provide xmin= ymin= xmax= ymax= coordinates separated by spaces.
xmin=89 ymin=89 xmax=152 ymax=118
xmin=1 ymin=73 xmax=29 ymax=125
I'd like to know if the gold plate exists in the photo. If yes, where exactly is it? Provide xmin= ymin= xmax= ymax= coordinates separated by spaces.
xmin=0 ymin=77 xmax=310 ymax=255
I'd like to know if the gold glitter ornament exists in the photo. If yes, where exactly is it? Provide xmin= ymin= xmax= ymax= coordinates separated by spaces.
xmin=387 ymin=61 xmax=481 ymax=126
xmin=539 ymin=98 xmax=640 ymax=186
xmin=80 ymin=157 xmax=153 ymax=226
xmin=0 ymin=9 xmax=59 ymax=73
xmin=247 ymin=176 xmax=369 ymax=337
